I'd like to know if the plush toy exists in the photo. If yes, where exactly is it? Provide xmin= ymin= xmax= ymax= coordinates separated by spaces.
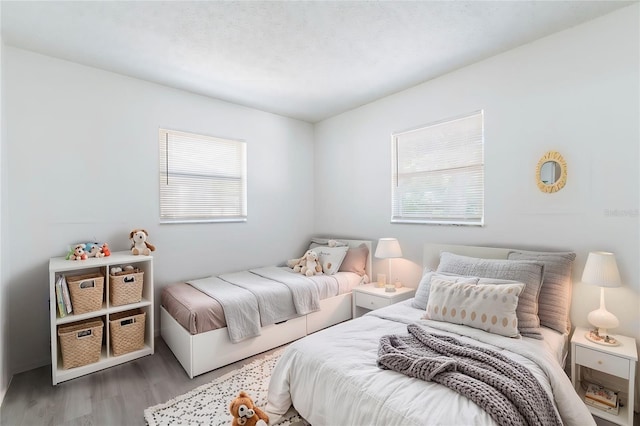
xmin=67 ymin=244 xmax=87 ymax=261
xmin=130 ymin=229 xmax=156 ymax=256
xmin=86 ymin=243 xmax=105 ymax=258
xmin=286 ymin=255 xmax=305 ymax=272
xmin=300 ymin=250 xmax=322 ymax=277
xmin=101 ymin=243 xmax=111 ymax=257
xmin=229 ymin=391 xmax=269 ymax=426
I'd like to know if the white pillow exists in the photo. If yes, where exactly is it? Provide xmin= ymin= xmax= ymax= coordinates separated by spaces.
xmin=424 ymin=278 xmax=524 ymax=338
xmin=412 ymin=270 xmax=479 ymax=310
xmin=310 ymin=246 xmax=349 ymax=275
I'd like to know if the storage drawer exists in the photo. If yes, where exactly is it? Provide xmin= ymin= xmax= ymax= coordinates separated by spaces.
xmin=355 ymin=292 xmax=389 ymax=311
xmin=575 ymin=345 xmax=630 ymax=379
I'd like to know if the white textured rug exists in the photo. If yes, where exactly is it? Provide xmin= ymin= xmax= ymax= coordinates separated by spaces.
xmin=144 ymin=349 xmax=307 ymax=426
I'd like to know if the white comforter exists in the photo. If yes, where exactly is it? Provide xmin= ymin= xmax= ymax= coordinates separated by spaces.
xmin=267 ymin=301 xmax=595 ymax=426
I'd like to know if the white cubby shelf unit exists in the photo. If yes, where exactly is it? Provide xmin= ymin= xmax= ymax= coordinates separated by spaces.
xmin=49 ymin=251 xmax=154 ymax=385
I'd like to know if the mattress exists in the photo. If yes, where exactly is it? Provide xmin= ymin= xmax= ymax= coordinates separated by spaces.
xmin=161 ymin=270 xmax=363 ymax=335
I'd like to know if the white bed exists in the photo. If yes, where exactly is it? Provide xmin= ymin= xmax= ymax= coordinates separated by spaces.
xmin=160 ymin=239 xmax=372 ymax=378
xmin=266 ymin=243 xmax=594 ymax=426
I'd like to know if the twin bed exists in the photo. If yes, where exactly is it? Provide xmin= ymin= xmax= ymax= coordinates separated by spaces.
xmin=161 ymin=240 xmax=594 ymax=425
xmin=160 ymin=239 xmax=372 ymax=378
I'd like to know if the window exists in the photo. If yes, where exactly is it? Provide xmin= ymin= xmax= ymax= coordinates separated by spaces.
xmin=391 ymin=111 xmax=484 ymax=226
xmin=159 ymin=129 xmax=247 ymax=223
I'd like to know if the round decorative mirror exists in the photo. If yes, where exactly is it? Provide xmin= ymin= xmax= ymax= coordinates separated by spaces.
xmin=536 ymin=151 xmax=567 ymax=193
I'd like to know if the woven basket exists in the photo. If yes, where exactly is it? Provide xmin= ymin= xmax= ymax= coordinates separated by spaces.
xmin=109 ymin=309 xmax=145 ymax=356
xmin=67 ymin=273 xmax=104 ymax=314
xmin=58 ymin=319 xmax=104 ymax=369
xmin=109 ymin=270 xmax=144 ymax=306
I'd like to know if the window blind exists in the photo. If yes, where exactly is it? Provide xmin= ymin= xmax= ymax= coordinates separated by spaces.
xmin=159 ymin=129 xmax=247 ymax=223
xmin=391 ymin=111 xmax=484 ymax=225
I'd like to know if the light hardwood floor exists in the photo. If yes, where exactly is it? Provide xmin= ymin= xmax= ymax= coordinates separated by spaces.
xmin=0 ymin=337 xmax=283 ymax=426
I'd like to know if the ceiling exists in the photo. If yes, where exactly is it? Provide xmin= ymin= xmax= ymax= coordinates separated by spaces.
xmin=1 ymin=1 xmax=634 ymax=123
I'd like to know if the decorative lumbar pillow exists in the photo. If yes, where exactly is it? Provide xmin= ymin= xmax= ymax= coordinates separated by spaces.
xmin=338 ymin=244 xmax=369 ymax=276
xmin=424 ymin=278 xmax=524 ymax=338
xmin=475 ymin=277 xmax=541 ymax=339
xmin=310 ymin=245 xmax=349 ymax=275
xmin=508 ymin=250 xmax=576 ymax=334
xmin=436 ymin=252 xmax=545 ymax=338
xmin=412 ymin=270 xmax=479 ymax=310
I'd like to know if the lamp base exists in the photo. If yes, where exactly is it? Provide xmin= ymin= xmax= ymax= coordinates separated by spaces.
xmin=585 ymin=329 xmax=620 ymax=347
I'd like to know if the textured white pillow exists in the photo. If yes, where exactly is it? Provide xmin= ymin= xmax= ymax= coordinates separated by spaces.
xmin=424 ymin=278 xmax=525 ymax=338
xmin=412 ymin=270 xmax=479 ymax=310
xmin=310 ymin=246 xmax=349 ymax=275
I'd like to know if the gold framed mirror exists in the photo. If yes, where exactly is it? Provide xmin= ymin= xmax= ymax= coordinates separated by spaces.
xmin=536 ymin=151 xmax=567 ymax=193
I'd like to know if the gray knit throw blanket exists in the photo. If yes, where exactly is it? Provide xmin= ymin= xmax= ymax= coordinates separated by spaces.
xmin=377 ymin=324 xmax=562 ymax=426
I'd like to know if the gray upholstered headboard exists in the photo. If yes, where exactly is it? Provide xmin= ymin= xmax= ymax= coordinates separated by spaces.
xmin=423 ymin=243 xmax=512 ymax=271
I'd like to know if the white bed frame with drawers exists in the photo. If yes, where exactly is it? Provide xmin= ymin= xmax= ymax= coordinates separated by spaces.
xmin=161 ymin=239 xmax=372 ymax=378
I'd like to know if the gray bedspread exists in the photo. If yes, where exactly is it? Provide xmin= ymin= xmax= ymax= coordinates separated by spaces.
xmin=187 ymin=276 xmax=261 ymax=343
xmin=249 ymin=267 xmax=320 ymax=315
xmin=378 ymin=323 xmax=562 ymax=426
xmin=219 ymin=271 xmax=297 ymax=326
xmin=188 ymin=267 xmax=321 ymax=343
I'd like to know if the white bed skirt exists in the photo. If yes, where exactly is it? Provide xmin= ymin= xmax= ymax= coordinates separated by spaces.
xmin=160 ymin=291 xmax=353 ymax=378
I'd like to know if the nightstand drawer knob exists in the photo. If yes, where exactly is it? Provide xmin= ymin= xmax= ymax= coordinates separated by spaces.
xmin=598 ymin=360 xmax=603 ymax=365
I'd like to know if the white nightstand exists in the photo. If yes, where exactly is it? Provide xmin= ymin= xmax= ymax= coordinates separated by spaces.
xmin=352 ymin=283 xmax=415 ymax=318
xmin=571 ymin=326 xmax=637 ymax=426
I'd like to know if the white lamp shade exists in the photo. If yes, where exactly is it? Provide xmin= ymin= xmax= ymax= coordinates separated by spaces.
xmin=581 ymin=251 xmax=621 ymax=288
xmin=374 ymin=238 xmax=403 ymax=259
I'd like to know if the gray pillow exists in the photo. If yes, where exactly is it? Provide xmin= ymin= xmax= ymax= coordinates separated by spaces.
xmin=477 ymin=278 xmax=542 ymax=339
xmin=437 ymin=252 xmax=545 ymax=338
xmin=508 ymin=250 xmax=576 ymax=334
xmin=412 ymin=269 xmax=479 ymax=310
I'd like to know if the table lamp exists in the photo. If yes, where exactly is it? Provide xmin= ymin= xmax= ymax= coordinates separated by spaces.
xmin=374 ymin=238 xmax=402 ymax=291
xmin=581 ymin=251 xmax=621 ymax=346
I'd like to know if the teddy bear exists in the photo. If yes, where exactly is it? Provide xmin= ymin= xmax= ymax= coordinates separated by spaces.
xmin=101 ymin=243 xmax=111 ymax=257
xmin=67 ymin=244 xmax=87 ymax=261
xmin=299 ymin=250 xmax=322 ymax=277
xmin=229 ymin=391 xmax=269 ymax=426
xmin=130 ymin=229 xmax=156 ymax=255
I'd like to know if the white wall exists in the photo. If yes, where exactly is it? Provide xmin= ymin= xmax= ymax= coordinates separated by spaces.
xmin=315 ymin=4 xmax=640 ymax=342
xmin=3 ymin=47 xmax=315 ymax=374
xmin=0 ymin=32 xmax=9 ymax=404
